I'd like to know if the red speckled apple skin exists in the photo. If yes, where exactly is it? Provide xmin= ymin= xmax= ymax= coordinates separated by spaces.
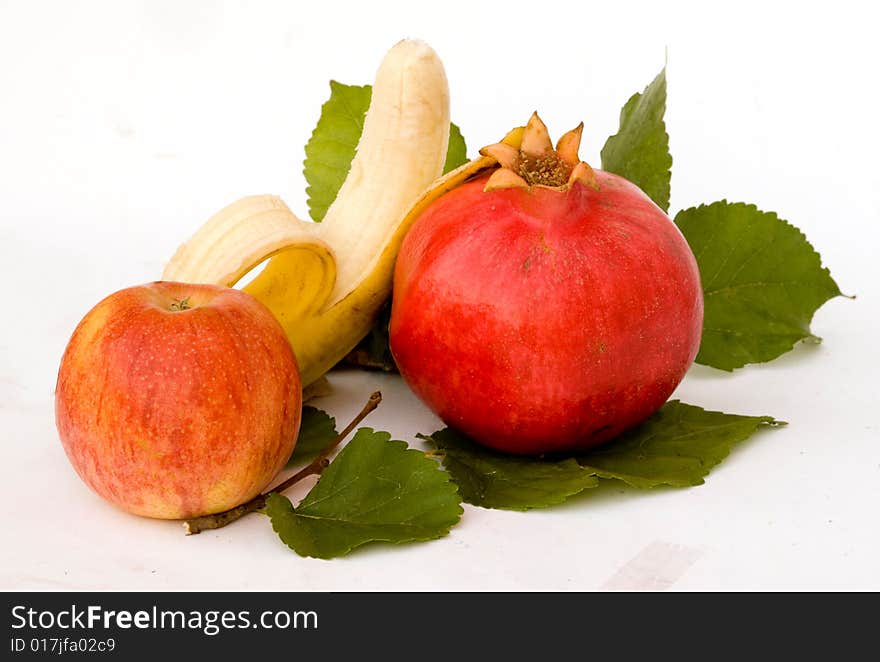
xmin=55 ymin=282 xmax=301 ymax=519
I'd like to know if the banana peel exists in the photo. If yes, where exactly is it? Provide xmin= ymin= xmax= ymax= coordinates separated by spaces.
xmin=163 ymin=40 xmax=518 ymax=387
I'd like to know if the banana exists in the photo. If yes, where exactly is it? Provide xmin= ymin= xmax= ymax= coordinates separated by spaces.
xmin=163 ymin=40 xmax=450 ymax=386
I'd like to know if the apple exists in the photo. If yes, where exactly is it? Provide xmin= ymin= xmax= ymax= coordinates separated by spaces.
xmin=390 ymin=160 xmax=703 ymax=455
xmin=55 ymin=281 xmax=301 ymax=519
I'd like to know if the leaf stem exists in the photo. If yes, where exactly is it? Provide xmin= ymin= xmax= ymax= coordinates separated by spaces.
xmin=183 ymin=391 xmax=382 ymax=535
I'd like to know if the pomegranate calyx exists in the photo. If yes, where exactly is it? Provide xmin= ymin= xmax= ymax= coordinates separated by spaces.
xmin=520 ymin=112 xmax=554 ymax=157
xmin=568 ymin=161 xmax=599 ymax=190
xmin=480 ymin=142 xmax=520 ymax=170
xmin=555 ymin=122 xmax=584 ymax=166
xmin=484 ymin=168 xmax=530 ymax=192
xmin=478 ymin=112 xmax=599 ymax=192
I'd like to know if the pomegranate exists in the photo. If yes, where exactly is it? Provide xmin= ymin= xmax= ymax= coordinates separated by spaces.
xmin=389 ymin=114 xmax=703 ymax=455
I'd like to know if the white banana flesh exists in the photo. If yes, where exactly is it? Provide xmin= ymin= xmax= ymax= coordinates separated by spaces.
xmin=163 ymin=40 xmax=450 ymax=386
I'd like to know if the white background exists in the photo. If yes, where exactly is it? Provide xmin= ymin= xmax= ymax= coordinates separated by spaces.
xmin=1 ymin=0 xmax=878 ymax=590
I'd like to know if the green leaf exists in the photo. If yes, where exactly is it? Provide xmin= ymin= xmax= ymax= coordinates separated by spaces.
xmin=601 ymin=67 xmax=672 ymax=211
xmin=286 ymin=406 xmax=337 ymax=465
xmin=418 ymin=430 xmax=599 ymax=511
xmin=675 ymin=201 xmax=843 ymax=370
xmin=577 ymin=400 xmax=783 ymax=488
xmin=303 ymin=81 xmax=468 ymax=222
xmin=444 ymin=123 xmax=468 ymax=174
xmin=341 ymin=299 xmax=398 ymax=372
xmin=267 ymin=428 xmax=462 ymax=559
xmin=419 ymin=401 xmax=782 ymax=509
xmin=304 ymin=82 xmax=371 ymax=222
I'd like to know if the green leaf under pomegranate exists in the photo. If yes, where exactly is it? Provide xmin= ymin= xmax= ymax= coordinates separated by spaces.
xmin=304 ymin=81 xmax=467 ymax=222
xmin=577 ymin=400 xmax=783 ymax=488
xmin=286 ymin=406 xmax=337 ymax=465
xmin=267 ymin=428 xmax=462 ymax=559
xmin=601 ymin=67 xmax=672 ymax=212
xmin=675 ymin=201 xmax=843 ymax=370
xmin=419 ymin=401 xmax=782 ymax=510
xmin=418 ymin=430 xmax=599 ymax=511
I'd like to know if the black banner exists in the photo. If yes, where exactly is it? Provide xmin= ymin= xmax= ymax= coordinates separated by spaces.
xmin=1 ymin=591 xmax=872 ymax=659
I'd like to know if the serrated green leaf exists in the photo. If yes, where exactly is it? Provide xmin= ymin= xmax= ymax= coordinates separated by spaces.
xmin=418 ymin=430 xmax=599 ymax=511
xmin=444 ymin=123 xmax=468 ymax=174
xmin=419 ymin=401 xmax=782 ymax=509
xmin=304 ymin=82 xmax=371 ymax=222
xmin=675 ymin=201 xmax=842 ymax=370
xmin=577 ymin=401 xmax=783 ymax=488
xmin=287 ymin=406 xmax=337 ymax=465
xmin=267 ymin=428 xmax=462 ymax=559
xmin=304 ymin=81 xmax=467 ymax=222
xmin=601 ymin=68 xmax=671 ymax=211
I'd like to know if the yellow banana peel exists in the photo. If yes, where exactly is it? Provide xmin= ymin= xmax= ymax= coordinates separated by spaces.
xmin=163 ymin=40 xmax=516 ymax=386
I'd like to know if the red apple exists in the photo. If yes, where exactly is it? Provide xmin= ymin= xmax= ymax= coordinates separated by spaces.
xmin=55 ymin=281 xmax=301 ymax=519
xmin=390 ymin=163 xmax=703 ymax=455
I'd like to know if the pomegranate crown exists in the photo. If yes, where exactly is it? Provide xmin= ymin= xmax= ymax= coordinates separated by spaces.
xmin=478 ymin=112 xmax=599 ymax=193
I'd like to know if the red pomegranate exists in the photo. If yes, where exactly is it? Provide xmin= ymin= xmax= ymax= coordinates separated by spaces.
xmin=390 ymin=114 xmax=703 ymax=455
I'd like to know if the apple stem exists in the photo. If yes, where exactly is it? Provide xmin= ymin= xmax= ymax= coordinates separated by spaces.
xmin=183 ymin=390 xmax=383 ymax=535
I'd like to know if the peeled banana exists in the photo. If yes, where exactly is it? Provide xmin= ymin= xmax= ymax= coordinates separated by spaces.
xmin=163 ymin=40 xmax=451 ymax=386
